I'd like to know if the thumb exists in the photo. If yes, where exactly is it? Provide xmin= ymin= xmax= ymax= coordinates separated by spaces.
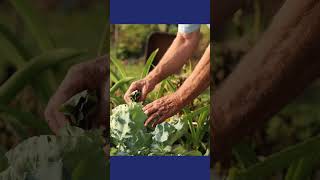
xmin=140 ymin=86 xmax=149 ymax=101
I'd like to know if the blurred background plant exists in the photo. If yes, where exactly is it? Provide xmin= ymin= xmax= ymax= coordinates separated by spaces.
xmin=0 ymin=0 xmax=108 ymax=179
xmin=212 ymin=0 xmax=320 ymax=179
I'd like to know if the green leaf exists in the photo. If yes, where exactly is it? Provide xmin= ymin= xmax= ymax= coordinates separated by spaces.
xmin=0 ymin=34 xmax=26 ymax=68
xmin=110 ymin=103 xmax=150 ymax=155
xmin=0 ymin=23 xmax=32 ymax=60
xmin=233 ymin=135 xmax=320 ymax=180
xmin=291 ymin=152 xmax=320 ymax=180
xmin=0 ymin=48 xmax=85 ymax=104
xmin=8 ymin=0 xmax=60 ymax=100
xmin=110 ymin=77 xmax=136 ymax=94
xmin=153 ymin=116 xmax=188 ymax=146
xmin=110 ymin=68 xmax=120 ymax=83
xmin=110 ymin=56 xmax=127 ymax=79
xmin=0 ymin=126 xmax=106 ymax=180
xmin=141 ymin=48 xmax=158 ymax=78
xmin=155 ymin=81 xmax=166 ymax=99
xmin=232 ymin=142 xmax=258 ymax=170
xmin=0 ymin=23 xmax=56 ymax=103
xmin=9 ymin=0 xmax=54 ymax=51
xmin=71 ymin=149 xmax=107 ymax=180
xmin=111 ymin=103 xmax=192 ymax=156
xmin=60 ymin=90 xmax=98 ymax=129
xmin=0 ymin=104 xmax=52 ymax=134
xmin=183 ymin=150 xmax=203 ymax=156
xmin=285 ymin=160 xmax=300 ymax=180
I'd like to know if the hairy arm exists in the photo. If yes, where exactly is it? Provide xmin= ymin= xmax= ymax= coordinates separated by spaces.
xmin=124 ymin=31 xmax=200 ymax=103
xmin=212 ymin=0 xmax=320 ymax=162
xmin=146 ymin=31 xmax=200 ymax=86
xmin=143 ymin=45 xmax=210 ymax=127
xmin=177 ymin=45 xmax=210 ymax=105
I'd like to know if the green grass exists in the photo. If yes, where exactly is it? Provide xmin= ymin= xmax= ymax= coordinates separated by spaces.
xmin=118 ymin=60 xmax=145 ymax=78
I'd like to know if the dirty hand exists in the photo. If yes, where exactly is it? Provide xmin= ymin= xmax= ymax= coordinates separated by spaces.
xmin=45 ymin=56 xmax=108 ymax=134
xmin=124 ymin=78 xmax=156 ymax=103
xmin=143 ymin=92 xmax=184 ymax=127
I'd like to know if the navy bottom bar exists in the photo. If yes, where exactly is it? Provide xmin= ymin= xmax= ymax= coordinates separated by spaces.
xmin=110 ymin=156 xmax=210 ymax=180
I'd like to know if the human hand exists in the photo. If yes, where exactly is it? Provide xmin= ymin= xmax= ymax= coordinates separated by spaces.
xmin=124 ymin=78 xmax=156 ymax=103
xmin=143 ymin=92 xmax=185 ymax=127
xmin=45 ymin=56 xmax=108 ymax=134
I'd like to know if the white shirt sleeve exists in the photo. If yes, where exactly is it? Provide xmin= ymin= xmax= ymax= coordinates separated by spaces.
xmin=178 ymin=24 xmax=201 ymax=33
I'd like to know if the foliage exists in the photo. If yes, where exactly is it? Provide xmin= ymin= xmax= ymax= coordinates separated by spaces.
xmin=60 ymin=90 xmax=98 ymax=129
xmin=213 ymin=1 xmax=320 ymax=179
xmin=0 ymin=2 xmax=108 ymax=180
xmin=110 ymin=102 xmax=191 ymax=156
xmin=0 ymin=125 xmax=107 ymax=180
xmin=111 ymin=24 xmax=159 ymax=59
xmin=110 ymin=49 xmax=210 ymax=156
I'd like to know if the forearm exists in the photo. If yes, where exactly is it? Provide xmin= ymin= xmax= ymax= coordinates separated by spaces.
xmin=176 ymin=45 xmax=210 ymax=105
xmin=145 ymin=31 xmax=200 ymax=85
xmin=212 ymin=0 xmax=320 ymax=161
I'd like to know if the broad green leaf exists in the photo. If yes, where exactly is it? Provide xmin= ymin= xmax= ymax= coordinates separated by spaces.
xmin=111 ymin=103 xmax=150 ymax=155
xmin=111 ymin=103 xmax=191 ymax=156
xmin=152 ymin=116 xmax=187 ymax=146
xmin=0 ymin=126 xmax=107 ymax=180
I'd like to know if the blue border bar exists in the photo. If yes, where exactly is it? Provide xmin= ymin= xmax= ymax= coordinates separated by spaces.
xmin=110 ymin=156 xmax=210 ymax=180
xmin=110 ymin=0 xmax=210 ymax=24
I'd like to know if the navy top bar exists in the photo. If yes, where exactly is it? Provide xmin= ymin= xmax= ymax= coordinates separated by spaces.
xmin=110 ymin=0 xmax=210 ymax=24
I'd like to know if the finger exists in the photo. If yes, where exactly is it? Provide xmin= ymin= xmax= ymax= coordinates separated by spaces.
xmin=45 ymin=71 xmax=85 ymax=133
xmin=152 ymin=116 xmax=167 ymax=128
xmin=54 ymin=112 xmax=69 ymax=132
xmin=144 ymin=112 xmax=160 ymax=127
xmin=143 ymin=101 xmax=156 ymax=111
xmin=123 ymin=93 xmax=132 ymax=104
xmin=143 ymin=105 xmax=157 ymax=116
xmin=140 ymin=86 xmax=149 ymax=101
xmin=124 ymin=83 xmax=138 ymax=103
xmin=48 ymin=121 xmax=59 ymax=134
xmin=45 ymin=111 xmax=59 ymax=134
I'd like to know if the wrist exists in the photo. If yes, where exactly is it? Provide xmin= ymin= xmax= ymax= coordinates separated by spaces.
xmin=144 ymin=74 xmax=159 ymax=88
xmin=173 ymin=90 xmax=188 ymax=108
